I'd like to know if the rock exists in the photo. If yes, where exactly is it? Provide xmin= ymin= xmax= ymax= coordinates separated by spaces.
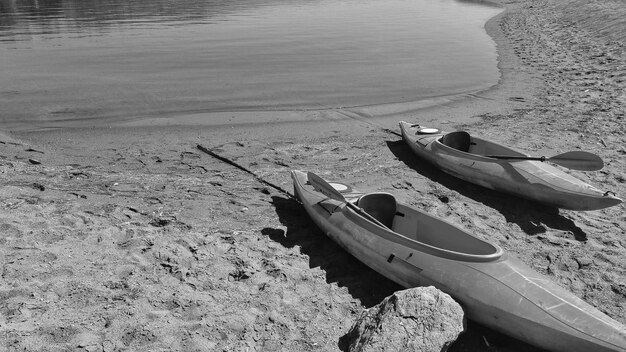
xmin=343 ymin=286 xmax=465 ymax=352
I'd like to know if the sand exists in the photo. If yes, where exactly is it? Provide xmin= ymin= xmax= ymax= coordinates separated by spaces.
xmin=1 ymin=0 xmax=625 ymax=351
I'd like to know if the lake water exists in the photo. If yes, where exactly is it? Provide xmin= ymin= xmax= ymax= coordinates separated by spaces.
xmin=0 ymin=0 xmax=501 ymax=130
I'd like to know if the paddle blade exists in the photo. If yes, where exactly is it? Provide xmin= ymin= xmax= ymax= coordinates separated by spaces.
xmin=307 ymin=171 xmax=346 ymax=202
xmin=548 ymin=151 xmax=604 ymax=171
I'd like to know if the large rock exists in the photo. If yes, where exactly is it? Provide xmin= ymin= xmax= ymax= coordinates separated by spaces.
xmin=343 ymin=286 xmax=465 ymax=352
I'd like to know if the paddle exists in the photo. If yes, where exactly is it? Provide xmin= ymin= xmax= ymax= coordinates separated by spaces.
xmin=485 ymin=151 xmax=604 ymax=171
xmin=306 ymin=171 xmax=389 ymax=229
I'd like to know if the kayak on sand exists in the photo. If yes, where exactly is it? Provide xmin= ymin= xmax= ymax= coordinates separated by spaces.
xmin=398 ymin=121 xmax=622 ymax=210
xmin=291 ymin=170 xmax=626 ymax=352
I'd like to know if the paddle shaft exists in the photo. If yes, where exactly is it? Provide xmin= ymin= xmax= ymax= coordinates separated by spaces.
xmin=485 ymin=150 xmax=603 ymax=171
xmin=487 ymin=155 xmax=548 ymax=161
xmin=307 ymin=172 xmax=389 ymax=228
xmin=345 ymin=202 xmax=389 ymax=228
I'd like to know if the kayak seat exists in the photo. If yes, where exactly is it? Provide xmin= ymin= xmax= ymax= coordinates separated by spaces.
xmin=441 ymin=131 xmax=471 ymax=152
xmin=357 ymin=193 xmax=397 ymax=228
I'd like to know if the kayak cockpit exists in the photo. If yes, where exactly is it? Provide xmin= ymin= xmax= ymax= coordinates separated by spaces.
xmin=441 ymin=131 xmax=471 ymax=152
xmin=354 ymin=192 xmax=502 ymax=261
xmin=394 ymin=203 xmax=500 ymax=257
xmin=438 ymin=131 xmax=527 ymax=158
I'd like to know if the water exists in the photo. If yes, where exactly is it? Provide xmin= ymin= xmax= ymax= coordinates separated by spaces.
xmin=0 ymin=0 xmax=501 ymax=130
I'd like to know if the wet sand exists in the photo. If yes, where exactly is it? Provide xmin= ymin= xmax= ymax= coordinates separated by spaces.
xmin=1 ymin=0 xmax=625 ymax=351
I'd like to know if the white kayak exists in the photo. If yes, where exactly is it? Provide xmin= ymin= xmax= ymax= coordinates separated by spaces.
xmin=399 ymin=121 xmax=622 ymax=210
xmin=292 ymin=170 xmax=626 ymax=352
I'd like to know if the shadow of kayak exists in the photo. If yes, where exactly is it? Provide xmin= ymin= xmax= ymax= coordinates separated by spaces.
xmin=264 ymin=196 xmax=401 ymax=308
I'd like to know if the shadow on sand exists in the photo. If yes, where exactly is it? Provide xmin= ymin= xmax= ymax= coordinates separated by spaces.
xmin=386 ymin=140 xmax=587 ymax=242
xmin=263 ymin=196 xmax=401 ymax=308
xmin=266 ymin=195 xmax=541 ymax=352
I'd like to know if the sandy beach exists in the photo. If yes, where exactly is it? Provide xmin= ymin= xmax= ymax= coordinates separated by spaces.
xmin=1 ymin=0 xmax=625 ymax=351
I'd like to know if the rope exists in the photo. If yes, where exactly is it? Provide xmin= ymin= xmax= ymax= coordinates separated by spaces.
xmin=196 ymin=144 xmax=295 ymax=199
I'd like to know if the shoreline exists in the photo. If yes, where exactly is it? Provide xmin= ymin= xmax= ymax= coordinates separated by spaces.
xmin=2 ymin=1 xmax=625 ymax=351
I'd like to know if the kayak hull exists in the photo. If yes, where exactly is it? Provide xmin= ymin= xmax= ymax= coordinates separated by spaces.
xmin=399 ymin=121 xmax=622 ymax=210
xmin=292 ymin=170 xmax=626 ymax=352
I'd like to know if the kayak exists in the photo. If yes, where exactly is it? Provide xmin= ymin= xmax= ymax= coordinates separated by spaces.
xmin=291 ymin=170 xmax=626 ymax=352
xmin=399 ymin=121 xmax=622 ymax=210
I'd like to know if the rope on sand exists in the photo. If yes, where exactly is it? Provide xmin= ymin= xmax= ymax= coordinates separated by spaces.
xmin=333 ymin=109 xmax=402 ymax=137
xmin=197 ymin=144 xmax=295 ymax=199
xmin=196 ymin=107 xmax=400 ymax=201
